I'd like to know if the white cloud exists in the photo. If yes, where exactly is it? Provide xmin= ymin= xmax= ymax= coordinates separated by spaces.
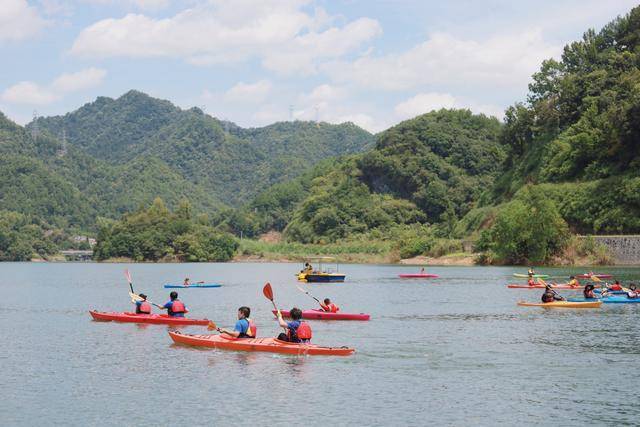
xmin=325 ymin=29 xmax=561 ymax=91
xmin=1 ymin=68 xmax=107 ymax=106
xmin=394 ymin=92 xmax=504 ymax=121
xmin=70 ymin=1 xmax=381 ymax=74
xmin=1 ymin=82 xmax=56 ymax=106
xmin=0 ymin=0 xmax=47 ymax=42
xmin=51 ymin=68 xmax=107 ymax=93
xmin=80 ymin=0 xmax=170 ymax=11
xmin=225 ymin=80 xmax=272 ymax=103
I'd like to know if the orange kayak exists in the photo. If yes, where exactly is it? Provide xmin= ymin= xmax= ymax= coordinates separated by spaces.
xmin=168 ymin=331 xmax=355 ymax=356
xmin=517 ymin=301 xmax=602 ymax=308
xmin=89 ymin=310 xmax=209 ymax=326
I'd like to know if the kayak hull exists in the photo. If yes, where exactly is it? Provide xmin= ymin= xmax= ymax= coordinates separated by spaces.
xmin=164 ymin=283 xmax=222 ymax=288
xmin=517 ymin=301 xmax=602 ymax=308
xmin=398 ymin=273 xmax=439 ymax=278
xmin=507 ymin=284 xmax=584 ymax=290
xmin=274 ymin=309 xmax=370 ymax=321
xmin=569 ymin=296 xmax=640 ymax=304
xmin=298 ymin=273 xmax=346 ymax=283
xmin=513 ymin=273 xmax=549 ymax=279
xmin=168 ymin=331 xmax=354 ymax=356
xmin=576 ymin=274 xmax=613 ymax=279
xmin=594 ymin=289 xmax=627 ymax=295
xmin=89 ymin=310 xmax=209 ymax=326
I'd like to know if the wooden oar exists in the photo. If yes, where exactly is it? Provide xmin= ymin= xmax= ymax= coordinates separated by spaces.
xmin=129 ymin=292 xmax=163 ymax=309
xmin=295 ymin=284 xmax=321 ymax=304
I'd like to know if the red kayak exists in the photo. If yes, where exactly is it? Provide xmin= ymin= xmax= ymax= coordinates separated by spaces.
xmin=89 ymin=310 xmax=209 ymax=326
xmin=273 ymin=309 xmax=370 ymax=321
xmin=169 ymin=331 xmax=355 ymax=356
xmin=399 ymin=273 xmax=439 ymax=278
xmin=576 ymin=273 xmax=613 ymax=279
xmin=506 ymin=284 xmax=587 ymax=290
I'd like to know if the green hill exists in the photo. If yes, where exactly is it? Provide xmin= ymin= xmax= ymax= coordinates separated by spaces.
xmin=34 ymin=90 xmax=374 ymax=205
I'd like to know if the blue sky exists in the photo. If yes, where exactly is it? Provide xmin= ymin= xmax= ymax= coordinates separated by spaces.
xmin=0 ymin=0 xmax=637 ymax=132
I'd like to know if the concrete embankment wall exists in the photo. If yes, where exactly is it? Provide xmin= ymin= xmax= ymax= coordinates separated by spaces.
xmin=587 ymin=235 xmax=640 ymax=265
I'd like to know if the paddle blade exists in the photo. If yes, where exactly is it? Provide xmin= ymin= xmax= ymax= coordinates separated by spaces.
xmin=591 ymin=275 xmax=601 ymax=282
xmin=539 ymin=278 xmax=548 ymax=286
xmin=262 ymin=283 xmax=273 ymax=301
xmin=124 ymin=269 xmax=132 ymax=283
xmin=207 ymin=321 xmax=217 ymax=331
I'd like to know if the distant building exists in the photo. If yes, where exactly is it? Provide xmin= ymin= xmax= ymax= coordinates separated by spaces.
xmin=72 ymin=236 xmax=97 ymax=247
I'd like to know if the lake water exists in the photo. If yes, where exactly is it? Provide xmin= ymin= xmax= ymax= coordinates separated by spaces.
xmin=2 ymin=262 xmax=640 ymax=426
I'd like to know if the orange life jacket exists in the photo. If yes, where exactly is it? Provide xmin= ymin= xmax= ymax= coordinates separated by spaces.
xmin=288 ymin=321 xmax=312 ymax=342
xmin=170 ymin=300 xmax=186 ymax=314
xmin=241 ymin=318 xmax=257 ymax=338
xmin=138 ymin=301 xmax=152 ymax=314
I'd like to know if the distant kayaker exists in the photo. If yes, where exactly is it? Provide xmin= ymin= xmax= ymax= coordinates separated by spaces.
xmin=183 ymin=278 xmax=191 ymax=287
xmin=420 ymin=267 xmax=425 ymax=273
xmin=527 ymin=277 xmax=537 ymax=287
xmin=609 ymin=280 xmax=623 ymax=291
xmin=528 ymin=268 xmax=535 ymax=276
xmin=627 ymin=284 xmax=639 ymax=299
xmin=542 ymin=285 xmax=565 ymax=303
xmin=276 ymin=307 xmax=312 ymax=343
xmin=320 ymin=298 xmax=340 ymax=313
xmin=567 ymin=276 xmax=580 ymax=287
xmin=583 ymin=284 xmax=596 ymax=299
xmin=217 ymin=306 xmax=257 ymax=338
xmin=134 ymin=293 xmax=152 ymax=314
xmin=160 ymin=291 xmax=188 ymax=317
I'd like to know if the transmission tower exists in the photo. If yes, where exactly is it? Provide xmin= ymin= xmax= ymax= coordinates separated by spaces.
xmin=31 ymin=110 xmax=39 ymax=141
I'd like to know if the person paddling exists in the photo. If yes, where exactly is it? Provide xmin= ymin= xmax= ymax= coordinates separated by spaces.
xmin=541 ymin=285 xmax=565 ymax=303
xmin=216 ymin=306 xmax=257 ymax=338
xmin=160 ymin=291 xmax=188 ymax=317
xmin=319 ymin=298 xmax=340 ymax=313
xmin=527 ymin=276 xmax=537 ymax=287
xmin=583 ymin=284 xmax=596 ymax=299
xmin=567 ymin=276 xmax=580 ymax=288
xmin=276 ymin=307 xmax=312 ymax=343
xmin=183 ymin=278 xmax=191 ymax=287
xmin=627 ymin=284 xmax=639 ymax=299
xmin=134 ymin=293 xmax=152 ymax=314
xmin=609 ymin=280 xmax=623 ymax=291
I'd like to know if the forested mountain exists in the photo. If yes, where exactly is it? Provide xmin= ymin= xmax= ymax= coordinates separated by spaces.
xmin=34 ymin=90 xmax=374 ymax=205
xmin=230 ymin=109 xmax=505 ymax=243
xmin=473 ymin=6 xmax=640 ymax=235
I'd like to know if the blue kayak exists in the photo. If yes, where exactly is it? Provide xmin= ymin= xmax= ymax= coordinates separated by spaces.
xmin=164 ymin=283 xmax=222 ymax=289
xmin=569 ymin=296 xmax=640 ymax=304
xmin=594 ymin=289 xmax=627 ymax=295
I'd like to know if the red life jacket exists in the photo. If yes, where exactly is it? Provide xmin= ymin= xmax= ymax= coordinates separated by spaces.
xmin=528 ymin=279 xmax=535 ymax=286
xmin=244 ymin=318 xmax=257 ymax=338
xmin=610 ymin=284 xmax=623 ymax=291
xmin=327 ymin=303 xmax=339 ymax=313
xmin=170 ymin=300 xmax=186 ymax=314
xmin=138 ymin=301 xmax=152 ymax=314
xmin=287 ymin=321 xmax=312 ymax=342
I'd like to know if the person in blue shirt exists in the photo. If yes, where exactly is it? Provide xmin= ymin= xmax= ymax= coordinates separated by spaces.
xmin=276 ymin=307 xmax=312 ymax=343
xmin=134 ymin=293 xmax=152 ymax=314
xmin=159 ymin=291 xmax=187 ymax=317
xmin=217 ymin=306 xmax=256 ymax=338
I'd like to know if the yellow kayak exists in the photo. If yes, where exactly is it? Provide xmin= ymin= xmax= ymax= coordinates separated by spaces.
xmin=517 ymin=300 xmax=602 ymax=308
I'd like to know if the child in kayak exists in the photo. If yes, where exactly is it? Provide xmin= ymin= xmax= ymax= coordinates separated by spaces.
xmin=627 ymin=284 xmax=639 ymax=299
xmin=583 ymin=284 xmax=596 ymax=299
xmin=567 ymin=276 xmax=580 ymax=288
xmin=527 ymin=277 xmax=537 ymax=287
xmin=276 ymin=307 xmax=312 ymax=343
xmin=134 ymin=293 xmax=152 ymax=314
xmin=320 ymin=298 xmax=339 ymax=313
xmin=217 ymin=306 xmax=257 ymax=338
xmin=609 ymin=280 xmax=623 ymax=291
xmin=541 ymin=285 xmax=565 ymax=303
xmin=183 ymin=278 xmax=191 ymax=287
xmin=160 ymin=291 xmax=188 ymax=317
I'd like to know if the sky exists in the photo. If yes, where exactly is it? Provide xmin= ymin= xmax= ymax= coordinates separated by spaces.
xmin=0 ymin=0 xmax=637 ymax=132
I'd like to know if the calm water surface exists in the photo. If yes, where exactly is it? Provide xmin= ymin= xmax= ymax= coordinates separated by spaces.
xmin=1 ymin=263 xmax=640 ymax=426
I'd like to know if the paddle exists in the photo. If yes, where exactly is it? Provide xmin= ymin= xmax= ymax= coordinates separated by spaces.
xmin=295 ymin=284 xmax=321 ymax=304
xmin=129 ymin=292 xmax=163 ymax=309
xmin=125 ymin=269 xmax=134 ymax=293
xmin=263 ymin=282 xmax=279 ymax=313
xmin=207 ymin=321 xmax=218 ymax=331
xmin=538 ymin=278 xmax=565 ymax=300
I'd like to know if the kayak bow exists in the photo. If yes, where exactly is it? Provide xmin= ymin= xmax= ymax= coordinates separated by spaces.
xmin=273 ymin=309 xmax=370 ymax=321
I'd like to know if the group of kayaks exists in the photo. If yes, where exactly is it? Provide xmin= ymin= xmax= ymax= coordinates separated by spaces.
xmin=90 ymin=272 xmax=368 ymax=357
xmin=511 ymin=271 xmax=640 ymax=308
